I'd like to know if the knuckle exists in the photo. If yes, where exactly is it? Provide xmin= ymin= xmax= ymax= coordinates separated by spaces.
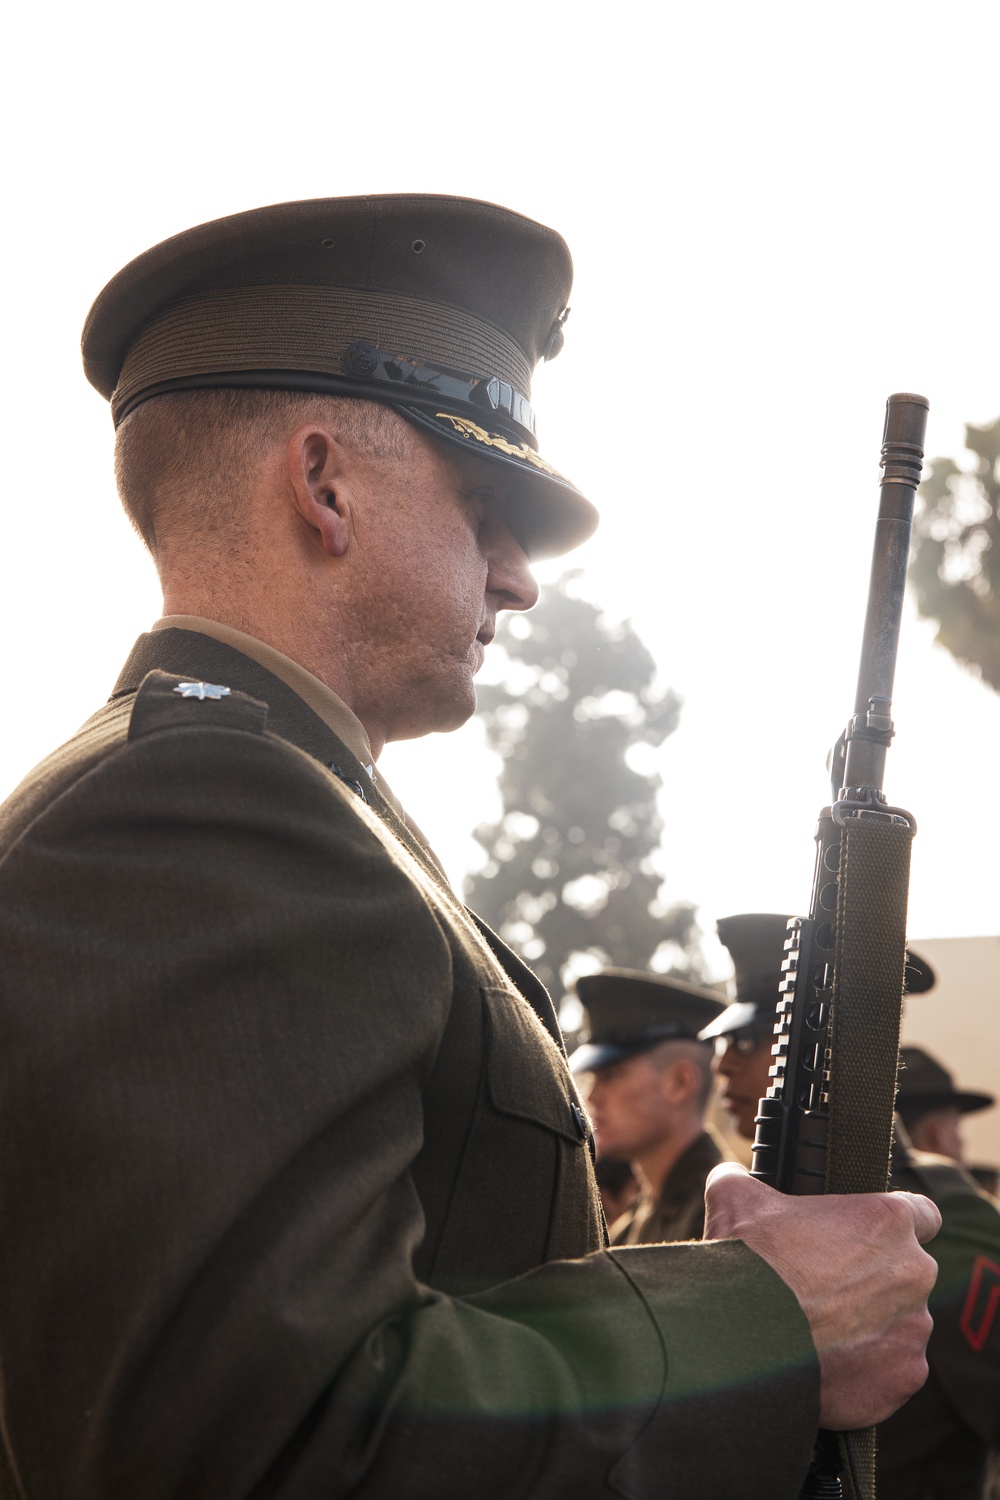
xmin=874 ymin=1191 xmax=911 ymax=1231
xmin=901 ymin=1352 xmax=930 ymax=1402
xmin=918 ymin=1247 xmax=939 ymax=1295
xmin=704 ymin=1166 xmax=751 ymax=1215
xmin=877 ymin=1346 xmax=930 ymax=1419
xmin=897 ymin=1189 xmax=942 ymax=1238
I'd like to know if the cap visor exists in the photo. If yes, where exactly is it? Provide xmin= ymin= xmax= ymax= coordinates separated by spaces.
xmin=955 ymin=1090 xmax=995 ymax=1115
xmin=399 ymin=405 xmax=598 ymax=560
xmin=698 ymin=1000 xmax=766 ymax=1042
xmin=567 ymin=1041 xmax=650 ymax=1075
xmin=899 ymin=1089 xmax=996 ymax=1117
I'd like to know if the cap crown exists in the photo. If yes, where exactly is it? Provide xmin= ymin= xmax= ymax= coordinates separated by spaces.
xmin=576 ymin=969 xmax=725 ymax=1046
xmin=81 ymin=195 xmax=597 ymax=559
xmin=716 ymin=913 xmax=791 ymax=1009
xmin=713 ymin=912 xmax=936 ymax=1027
xmin=83 ymin=195 xmax=571 ymax=409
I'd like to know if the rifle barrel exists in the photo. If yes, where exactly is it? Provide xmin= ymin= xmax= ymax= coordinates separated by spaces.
xmin=842 ymin=393 xmax=929 ymax=796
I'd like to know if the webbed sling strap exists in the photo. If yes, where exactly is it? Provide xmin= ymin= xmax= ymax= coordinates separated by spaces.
xmin=826 ymin=815 xmax=915 ymax=1500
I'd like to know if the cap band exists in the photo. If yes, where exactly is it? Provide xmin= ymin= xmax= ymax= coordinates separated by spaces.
xmin=585 ymin=1023 xmax=701 ymax=1049
xmin=343 ymin=344 xmax=536 ymax=440
xmin=112 ymin=283 xmax=533 ymax=428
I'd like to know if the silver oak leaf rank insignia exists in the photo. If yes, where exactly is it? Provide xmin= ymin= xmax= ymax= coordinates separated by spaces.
xmin=173 ymin=682 xmax=232 ymax=701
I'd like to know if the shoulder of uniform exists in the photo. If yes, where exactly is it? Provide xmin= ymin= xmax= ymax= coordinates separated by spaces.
xmin=701 ymin=1126 xmax=728 ymax=1165
xmin=894 ymin=1148 xmax=986 ymax=1204
xmin=127 ymin=669 xmax=269 ymax=743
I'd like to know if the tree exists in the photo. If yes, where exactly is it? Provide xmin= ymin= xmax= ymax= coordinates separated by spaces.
xmin=909 ymin=416 xmax=1000 ymax=692
xmin=465 ymin=572 xmax=705 ymax=1022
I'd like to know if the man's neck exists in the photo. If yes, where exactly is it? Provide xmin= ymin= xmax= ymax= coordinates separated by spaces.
xmin=158 ymin=586 xmax=382 ymax=754
xmin=633 ymin=1119 xmax=705 ymax=1198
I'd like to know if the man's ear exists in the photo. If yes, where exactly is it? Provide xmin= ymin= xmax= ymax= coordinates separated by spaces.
xmin=665 ymin=1058 xmax=697 ymax=1105
xmin=284 ymin=424 xmax=354 ymax=558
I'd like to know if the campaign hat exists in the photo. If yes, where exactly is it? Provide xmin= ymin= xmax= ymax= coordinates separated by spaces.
xmin=81 ymin=194 xmax=598 ymax=560
xmin=568 ymin=969 xmax=726 ymax=1074
xmin=698 ymin=912 xmax=937 ymax=1043
xmin=896 ymin=1046 xmax=995 ymax=1127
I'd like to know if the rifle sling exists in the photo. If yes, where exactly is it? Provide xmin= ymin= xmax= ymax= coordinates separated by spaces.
xmin=826 ymin=814 xmax=915 ymax=1500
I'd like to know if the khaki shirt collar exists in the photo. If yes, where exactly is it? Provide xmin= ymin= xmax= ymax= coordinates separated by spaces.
xmin=151 ymin=615 xmax=403 ymax=817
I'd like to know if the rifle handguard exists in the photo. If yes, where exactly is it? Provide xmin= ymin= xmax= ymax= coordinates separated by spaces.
xmin=750 ymin=395 xmax=928 ymax=1500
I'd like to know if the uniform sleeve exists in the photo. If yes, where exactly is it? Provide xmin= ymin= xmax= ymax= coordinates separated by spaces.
xmin=0 ymin=719 xmax=819 ymax=1500
xmin=924 ymin=1188 xmax=1000 ymax=1445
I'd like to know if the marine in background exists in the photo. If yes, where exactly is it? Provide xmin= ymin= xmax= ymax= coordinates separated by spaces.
xmin=897 ymin=1044 xmax=998 ymax=1196
xmin=701 ymin=912 xmax=1000 ymax=1500
xmin=569 ymin=970 xmax=728 ymax=1243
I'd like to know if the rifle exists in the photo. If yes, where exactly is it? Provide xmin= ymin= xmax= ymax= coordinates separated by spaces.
xmin=750 ymin=394 xmax=929 ymax=1500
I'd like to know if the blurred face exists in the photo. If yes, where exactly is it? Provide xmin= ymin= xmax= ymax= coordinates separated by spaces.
xmin=714 ymin=1029 xmax=775 ymax=1140
xmin=908 ymin=1105 xmax=966 ymax=1163
xmin=585 ymin=1052 xmax=673 ymax=1160
xmin=350 ymin=428 xmax=539 ymax=741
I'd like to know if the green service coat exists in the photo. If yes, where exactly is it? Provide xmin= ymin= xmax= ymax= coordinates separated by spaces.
xmin=0 ymin=630 xmax=818 ymax=1499
xmin=877 ymin=1144 xmax=1000 ymax=1500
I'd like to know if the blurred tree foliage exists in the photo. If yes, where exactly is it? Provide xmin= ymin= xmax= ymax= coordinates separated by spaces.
xmin=909 ymin=416 xmax=1000 ymax=692
xmin=465 ymin=572 xmax=705 ymax=1012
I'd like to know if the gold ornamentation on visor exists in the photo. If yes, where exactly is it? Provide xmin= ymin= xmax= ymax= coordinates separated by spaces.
xmin=435 ymin=413 xmax=561 ymax=477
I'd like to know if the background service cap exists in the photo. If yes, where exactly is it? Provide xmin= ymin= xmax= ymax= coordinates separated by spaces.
xmin=82 ymin=194 xmax=598 ymax=560
xmin=699 ymin=912 xmax=937 ymax=1042
xmin=568 ymin=969 xmax=725 ymax=1074
xmin=698 ymin=913 xmax=795 ymax=1042
xmin=896 ymin=1045 xmax=995 ymax=1127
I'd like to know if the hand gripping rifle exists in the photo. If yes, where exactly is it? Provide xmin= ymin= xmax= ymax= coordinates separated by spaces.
xmin=750 ymin=394 xmax=929 ymax=1500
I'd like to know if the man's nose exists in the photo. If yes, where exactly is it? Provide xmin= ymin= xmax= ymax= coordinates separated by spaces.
xmin=715 ymin=1045 xmax=737 ymax=1078
xmin=486 ymin=523 xmax=539 ymax=613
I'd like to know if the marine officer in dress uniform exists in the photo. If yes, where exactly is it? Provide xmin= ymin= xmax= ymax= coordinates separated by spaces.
xmin=569 ymin=970 xmax=728 ymax=1243
xmin=701 ymin=913 xmax=1000 ymax=1500
xmin=0 ymin=197 xmax=941 ymax=1500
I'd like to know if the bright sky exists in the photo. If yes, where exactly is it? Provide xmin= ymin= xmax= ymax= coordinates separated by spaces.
xmin=2 ymin=1 xmax=997 ymax=984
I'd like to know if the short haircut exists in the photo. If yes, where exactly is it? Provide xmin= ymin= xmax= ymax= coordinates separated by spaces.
xmin=113 ymin=388 xmax=411 ymax=558
xmin=649 ymin=1038 xmax=716 ymax=1111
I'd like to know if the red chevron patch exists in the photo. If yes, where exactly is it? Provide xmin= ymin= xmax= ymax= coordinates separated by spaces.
xmin=959 ymin=1255 xmax=1000 ymax=1353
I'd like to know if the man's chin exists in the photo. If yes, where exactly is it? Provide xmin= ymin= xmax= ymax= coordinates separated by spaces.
xmin=387 ymin=680 xmax=478 ymax=742
xmin=434 ymin=679 xmax=479 ymax=734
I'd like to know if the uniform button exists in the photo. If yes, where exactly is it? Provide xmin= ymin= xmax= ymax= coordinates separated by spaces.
xmin=571 ymin=1103 xmax=597 ymax=1162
